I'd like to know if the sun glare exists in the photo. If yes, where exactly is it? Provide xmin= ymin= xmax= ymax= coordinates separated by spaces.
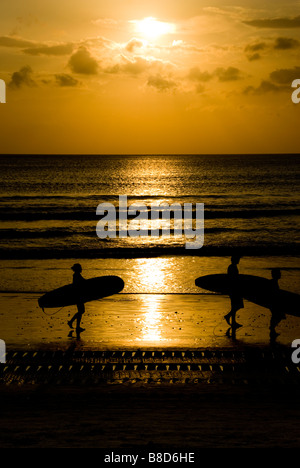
xmin=131 ymin=17 xmax=175 ymax=40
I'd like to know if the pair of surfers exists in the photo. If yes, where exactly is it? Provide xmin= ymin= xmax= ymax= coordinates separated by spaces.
xmin=224 ymin=255 xmax=286 ymax=336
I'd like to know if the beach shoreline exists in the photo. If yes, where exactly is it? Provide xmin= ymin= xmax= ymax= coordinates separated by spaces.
xmin=2 ymin=288 xmax=300 ymax=351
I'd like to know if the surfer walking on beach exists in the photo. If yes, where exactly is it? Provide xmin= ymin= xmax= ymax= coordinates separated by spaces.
xmin=68 ymin=263 xmax=86 ymax=332
xmin=224 ymin=255 xmax=244 ymax=328
xmin=269 ymin=268 xmax=286 ymax=338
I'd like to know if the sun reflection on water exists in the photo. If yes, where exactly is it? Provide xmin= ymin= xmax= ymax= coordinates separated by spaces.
xmin=140 ymin=295 xmax=164 ymax=343
xmin=133 ymin=258 xmax=169 ymax=342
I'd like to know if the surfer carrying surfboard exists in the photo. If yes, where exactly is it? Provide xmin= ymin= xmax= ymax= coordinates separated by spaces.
xmin=68 ymin=263 xmax=86 ymax=332
xmin=224 ymin=255 xmax=244 ymax=328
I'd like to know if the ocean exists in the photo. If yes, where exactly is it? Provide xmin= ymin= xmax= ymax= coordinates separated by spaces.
xmin=1 ymin=154 xmax=300 ymax=349
xmin=1 ymin=153 xmax=300 ymax=257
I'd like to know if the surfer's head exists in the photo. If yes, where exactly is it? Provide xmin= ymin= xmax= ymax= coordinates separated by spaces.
xmin=231 ymin=255 xmax=241 ymax=265
xmin=271 ymin=268 xmax=281 ymax=280
xmin=71 ymin=263 xmax=82 ymax=273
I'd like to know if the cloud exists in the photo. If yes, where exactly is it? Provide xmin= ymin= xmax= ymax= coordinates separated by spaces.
xmin=55 ymin=74 xmax=79 ymax=87
xmin=247 ymin=52 xmax=262 ymax=61
xmin=187 ymin=66 xmax=243 ymax=92
xmin=8 ymin=65 xmax=36 ymax=88
xmin=92 ymin=18 xmax=119 ymax=27
xmin=147 ymin=74 xmax=177 ymax=92
xmin=164 ymin=40 xmax=203 ymax=53
xmin=215 ymin=66 xmax=243 ymax=81
xmin=23 ymin=43 xmax=74 ymax=56
xmin=244 ymin=80 xmax=290 ymax=95
xmin=244 ymin=65 xmax=300 ymax=95
xmin=105 ymin=56 xmax=149 ymax=75
xmin=125 ymin=38 xmax=144 ymax=53
xmin=244 ymin=42 xmax=266 ymax=60
xmin=104 ymin=54 xmax=171 ymax=77
xmin=244 ymin=37 xmax=300 ymax=60
xmin=273 ymin=37 xmax=300 ymax=50
xmin=244 ymin=15 xmax=300 ymax=29
xmin=0 ymin=35 xmax=74 ymax=56
xmin=0 ymin=35 xmax=38 ymax=48
xmin=188 ymin=67 xmax=213 ymax=82
xmin=269 ymin=66 xmax=300 ymax=84
xmin=245 ymin=42 xmax=266 ymax=53
xmin=68 ymin=47 xmax=98 ymax=74
xmin=122 ymin=56 xmax=150 ymax=75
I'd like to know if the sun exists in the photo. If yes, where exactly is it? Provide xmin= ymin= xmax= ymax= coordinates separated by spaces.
xmin=130 ymin=17 xmax=176 ymax=40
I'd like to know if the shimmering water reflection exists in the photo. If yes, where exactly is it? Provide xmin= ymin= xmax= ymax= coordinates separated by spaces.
xmin=140 ymin=295 xmax=164 ymax=343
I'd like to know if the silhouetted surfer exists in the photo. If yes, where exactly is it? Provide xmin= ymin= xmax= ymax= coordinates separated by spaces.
xmin=269 ymin=268 xmax=286 ymax=338
xmin=68 ymin=263 xmax=86 ymax=332
xmin=224 ymin=255 xmax=243 ymax=328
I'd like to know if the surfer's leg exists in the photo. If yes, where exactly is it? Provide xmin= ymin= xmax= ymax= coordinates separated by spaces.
xmin=270 ymin=310 xmax=284 ymax=334
xmin=224 ymin=312 xmax=232 ymax=325
xmin=76 ymin=314 xmax=82 ymax=327
xmin=226 ymin=296 xmax=243 ymax=328
xmin=76 ymin=303 xmax=85 ymax=331
xmin=269 ymin=314 xmax=280 ymax=339
xmin=224 ymin=296 xmax=234 ymax=324
xmin=224 ymin=296 xmax=236 ymax=325
xmin=230 ymin=307 xmax=242 ymax=328
xmin=232 ymin=321 xmax=242 ymax=329
xmin=68 ymin=312 xmax=78 ymax=328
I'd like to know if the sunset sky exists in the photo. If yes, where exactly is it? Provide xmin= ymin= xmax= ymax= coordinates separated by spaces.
xmin=0 ymin=0 xmax=300 ymax=154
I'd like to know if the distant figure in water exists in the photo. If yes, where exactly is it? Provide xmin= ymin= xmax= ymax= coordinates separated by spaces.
xmin=68 ymin=263 xmax=86 ymax=332
xmin=224 ymin=255 xmax=244 ymax=328
xmin=269 ymin=268 xmax=286 ymax=337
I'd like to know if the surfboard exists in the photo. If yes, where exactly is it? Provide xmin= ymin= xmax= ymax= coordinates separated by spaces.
xmin=38 ymin=275 xmax=125 ymax=309
xmin=195 ymin=274 xmax=300 ymax=317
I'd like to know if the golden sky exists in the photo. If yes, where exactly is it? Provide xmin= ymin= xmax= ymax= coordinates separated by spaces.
xmin=0 ymin=0 xmax=300 ymax=154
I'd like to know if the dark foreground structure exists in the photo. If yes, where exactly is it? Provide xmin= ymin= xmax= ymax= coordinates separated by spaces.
xmin=1 ymin=346 xmax=300 ymax=448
